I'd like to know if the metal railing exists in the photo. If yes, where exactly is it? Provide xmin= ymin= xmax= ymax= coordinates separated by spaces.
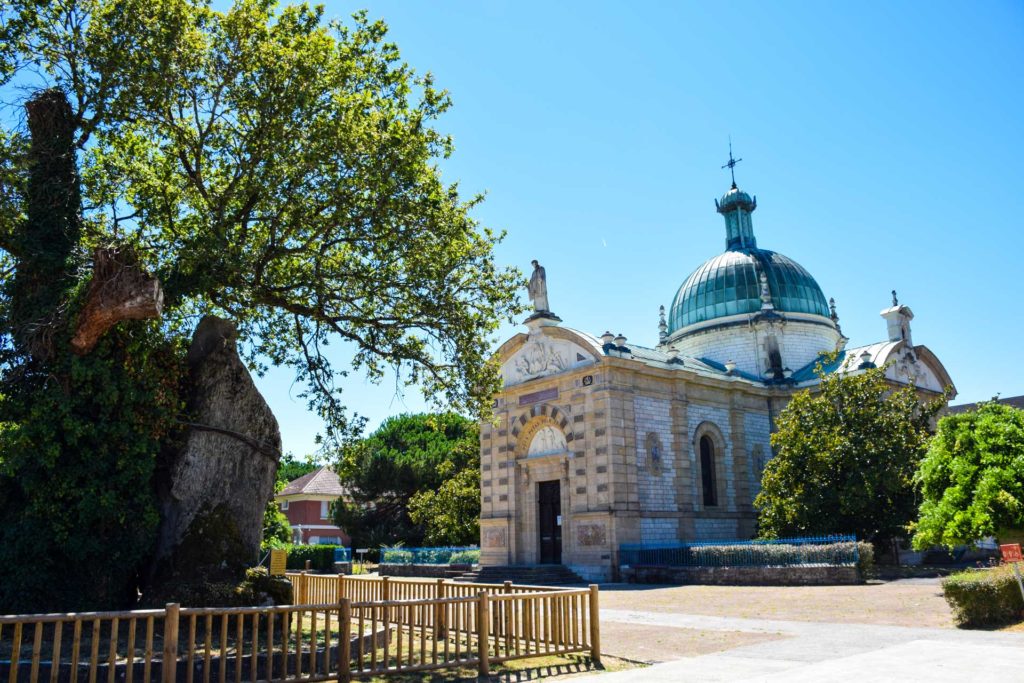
xmin=379 ymin=547 xmax=480 ymax=565
xmin=619 ymin=534 xmax=859 ymax=567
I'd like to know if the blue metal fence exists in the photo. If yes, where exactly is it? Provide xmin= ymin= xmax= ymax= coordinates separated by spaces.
xmin=380 ymin=546 xmax=481 ymax=565
xmin=619 ymin=535 xmax=859 ymax=568
xmin=333 ymin=546 xmax=352 ymax=562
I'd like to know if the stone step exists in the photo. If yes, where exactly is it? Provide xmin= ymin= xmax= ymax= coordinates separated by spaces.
xmin=452 ymin=565 xmax=586 ymax=586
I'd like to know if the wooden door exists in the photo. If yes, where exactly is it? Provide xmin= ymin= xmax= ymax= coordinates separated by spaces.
xmin=538 ymin=480 xmax=562 ymax=564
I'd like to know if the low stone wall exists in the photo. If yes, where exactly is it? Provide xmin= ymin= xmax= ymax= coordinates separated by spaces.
xmin=331 ymin=561 xmax=353 ymax=575
xmin=378 ymin=563 xmax=472 ymax=578
xmin=622 ymin=564 xmax=861 ymax=586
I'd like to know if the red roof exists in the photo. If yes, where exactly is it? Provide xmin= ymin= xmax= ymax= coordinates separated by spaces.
xmin=948 ymin=395 xmax=1024 ymax=415
xmin=279 ymin=466 xmax=347 ymax=497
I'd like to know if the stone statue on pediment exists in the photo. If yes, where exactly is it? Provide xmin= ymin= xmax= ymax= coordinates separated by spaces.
xmin=528 ymin=260 xmax=549 ymax=313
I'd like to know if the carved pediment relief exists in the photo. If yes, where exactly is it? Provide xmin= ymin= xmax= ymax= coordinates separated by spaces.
xmin=528 ymin=426 xmax=567 ymax=458
xmin=501 ymin=333 xmax=594 ymax=387
xmin=887 ymin=352 xmax=942 ymax=393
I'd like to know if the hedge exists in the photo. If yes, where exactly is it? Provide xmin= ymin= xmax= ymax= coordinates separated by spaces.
xmin=696 ymin=541 xmax=861 ymax=567
xmin=286 ymin=544 xmax=342 ymax=572
xmin=379 ymin=547 xmax=480 ymax=565
xmin=942 ymin=565 xmax=1024 ymax=627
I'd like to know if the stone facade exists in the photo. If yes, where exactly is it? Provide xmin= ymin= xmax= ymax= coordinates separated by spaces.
xmin=480 ymin=321 xmax=784 ymax=582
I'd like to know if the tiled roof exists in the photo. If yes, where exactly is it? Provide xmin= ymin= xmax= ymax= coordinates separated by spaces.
xmin=279 ymin=466 xmax=347 ymax=497
xmin=788 ymin=341 xmax=899 ymax=384
xmin=948 ymin=395 xmax=1024 ymax=414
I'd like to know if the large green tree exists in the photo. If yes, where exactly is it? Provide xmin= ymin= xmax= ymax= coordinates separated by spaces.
xmin=0 ymin=0 xmax=518 ymax=610
xmin=756 ymin=359 xmax=947 ymax=543
xmin=912 ymin=402 xmax=1024 ymax=549
xmin=334 ymin=412 xmax=479 ymax=549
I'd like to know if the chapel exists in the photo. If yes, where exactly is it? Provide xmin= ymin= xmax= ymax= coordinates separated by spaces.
xmin=478 ymin=162 xmax=956 ymax=582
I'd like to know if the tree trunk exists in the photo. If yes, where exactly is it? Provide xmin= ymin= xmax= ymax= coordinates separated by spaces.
xmin=7 ymin=88 xmax=82 ymax=359
xmin=70 ymin=246 xmax=164 ymax=354
xmin=148 ymin=315 xmax=282 ymax=600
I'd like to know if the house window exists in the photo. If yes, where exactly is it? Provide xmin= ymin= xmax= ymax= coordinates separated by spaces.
xmin=700 ymin=435 xmax=718 ymax=507
xmin=320 ymin=501 xmax=329 ymax=519
xmin=281 ymin=500 xmax=289 ymax=511
xmin=309 ymin=536 xmax=319 ymax=545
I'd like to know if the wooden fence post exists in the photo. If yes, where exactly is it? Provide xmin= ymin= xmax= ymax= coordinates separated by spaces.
xmin=162 ymin=603 xmax=180 ymax=683
xmin=296 ymin=571 xmax=307 ymax=605
xmin=336 ymin=573 xmax=346 ymax=601
xmin=434 ymin=579 xmax=446 ymax=639
xmin=338 ymin=598 xmax=352 ymax=683
xmin=381 ymin=576 xmax=391 ymax=624
xmin=305 ymin=559 xmax=312 ymax=571
xmin=503 ymin=580 xmax=512 ymax=594
xmin=588 ymin=585 xmax=601 ymax=665
xmin=477 ymin=592 xmax=490 ymax=677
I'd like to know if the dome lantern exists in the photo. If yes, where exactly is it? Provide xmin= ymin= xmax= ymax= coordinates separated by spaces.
xmin=666 ymin=149 xmax=834 ymax=337
xmin=714 ymin=143 xmax=758 ymax=250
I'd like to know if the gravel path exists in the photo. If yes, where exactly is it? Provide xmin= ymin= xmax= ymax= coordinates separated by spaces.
xmin=596 ymin=580 xmax=954 ymax=629
xmin=575 ymin=605 xmax=1024 ymax=682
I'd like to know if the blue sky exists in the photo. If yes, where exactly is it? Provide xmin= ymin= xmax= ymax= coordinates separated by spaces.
xmin=252 ymin=1 xmax=1024 ymax=456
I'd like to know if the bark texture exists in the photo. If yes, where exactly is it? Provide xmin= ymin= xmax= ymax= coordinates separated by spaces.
xmin=151 ymin=315 xmax=281 ymax=592
xmin=70 ymin=247 xmax=164 ymax=354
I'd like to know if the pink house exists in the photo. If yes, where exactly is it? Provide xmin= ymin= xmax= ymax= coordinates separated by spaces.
xmin=276 ymin=467 xmax=351 ymax=546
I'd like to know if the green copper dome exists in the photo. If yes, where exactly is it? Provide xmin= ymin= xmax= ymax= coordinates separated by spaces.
xmin=668 ymin=249 xmax=831 ymax=333
xmin=667 ymin=176 xmax=831 ymax=335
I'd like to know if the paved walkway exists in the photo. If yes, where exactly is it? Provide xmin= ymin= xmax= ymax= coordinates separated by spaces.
xmin=576 ymin=608 xmax=1024 ymax=682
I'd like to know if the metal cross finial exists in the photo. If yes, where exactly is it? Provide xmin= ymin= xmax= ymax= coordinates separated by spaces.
xmin=721 ymin=138 xmax=742 ymax=188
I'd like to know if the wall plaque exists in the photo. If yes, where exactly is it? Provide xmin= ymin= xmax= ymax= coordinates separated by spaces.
xmin=518 ymin=387 xmax=558 ymax=406
xmin=482 ymin=527 xmax=507 ymax=549
xmin=576 ymin=523 xmax=607 ymax=547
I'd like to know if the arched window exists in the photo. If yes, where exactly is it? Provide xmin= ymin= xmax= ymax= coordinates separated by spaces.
xmin=700 ymin=435 xmax=717 ymax=507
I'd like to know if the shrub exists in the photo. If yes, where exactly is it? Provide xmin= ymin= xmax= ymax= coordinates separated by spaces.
xmin=856 ymin=542 xmax=876 ymax=580
xmin=941 ymin=565 xmax=1024 ymax=628
xmin=449 ymin=549 xmax=480 ymax=565
xmin=381 ymin=548 xmax=414 ymax=564
xmin=286 ymin=545 xmax=341 ymax=572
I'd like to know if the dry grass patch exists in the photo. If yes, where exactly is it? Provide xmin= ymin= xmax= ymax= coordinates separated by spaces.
xmin=599 ymin=622 xmax=786 ymax=663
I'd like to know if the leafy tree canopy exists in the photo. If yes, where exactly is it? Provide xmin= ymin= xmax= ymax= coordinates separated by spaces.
xmin=334 ymin=412 xmax=479 ymax=548
xmin=0 ymin=0 xmax=522 ymax=442
xmin=912 ymin=401 xmax=1024 ymax=549
xmin=755 ymin=357 xmax=947 ymax=543
xmin=408 ymin=463 xmax=480 ymax=546
xmin=0 ymin=0 xmax=515 ymax=610
xmin=277 ymin=453 xmax=320 ymax=485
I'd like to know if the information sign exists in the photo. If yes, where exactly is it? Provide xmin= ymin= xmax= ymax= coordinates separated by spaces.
xmin=1000 ymin=543 xmax=1023 ymax=563
xmin=1001 ymin=543 xmax=1024 ymax=603
xmin=269 ymin=548 xmax=287 ymax=576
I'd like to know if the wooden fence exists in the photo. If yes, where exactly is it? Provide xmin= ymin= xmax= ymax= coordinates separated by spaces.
xmin=0 ymin=577 xmax=599 ymax=682
xmin=286 ymin=573 xmax=564 ymax=606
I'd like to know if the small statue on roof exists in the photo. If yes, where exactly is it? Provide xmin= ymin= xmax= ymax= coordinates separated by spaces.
xmin=528 ymin=260 xmax=549 ymax=313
